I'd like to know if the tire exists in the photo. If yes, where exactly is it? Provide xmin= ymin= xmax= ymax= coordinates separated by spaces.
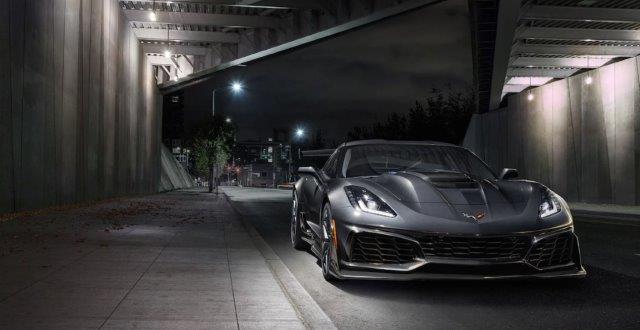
xmin=290 ymin=191 xmax=307 ymax=250
xmin=320 ymin=203 xmax=340 ymax=282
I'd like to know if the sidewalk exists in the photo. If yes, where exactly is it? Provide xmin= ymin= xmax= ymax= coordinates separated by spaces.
xmin=570 ymin=202 xmax=640 ymax=222
xmin=0 ymin=189 xmax=308 ymax=329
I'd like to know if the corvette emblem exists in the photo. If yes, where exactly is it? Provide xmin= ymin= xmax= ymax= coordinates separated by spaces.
xmin=461 ymin=211 xmax=486 ymax=221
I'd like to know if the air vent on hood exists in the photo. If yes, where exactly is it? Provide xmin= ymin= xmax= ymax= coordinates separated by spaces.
xmin=425 ymin=173 xmax=479 ymax=189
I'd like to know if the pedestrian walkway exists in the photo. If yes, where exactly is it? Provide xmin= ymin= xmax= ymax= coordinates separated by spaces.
xmin=0 ymin=189 xmax=305 ymax=329
xmin=570 ymin=202 xmax=640 ymax=222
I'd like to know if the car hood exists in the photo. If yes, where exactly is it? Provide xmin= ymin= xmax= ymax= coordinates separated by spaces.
xmin=349 ymin=171 xmax=544 ymax=223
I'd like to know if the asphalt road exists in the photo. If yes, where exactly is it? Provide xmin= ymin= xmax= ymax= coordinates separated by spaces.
xmin=223 ymin=187 xmax=640 ymax=329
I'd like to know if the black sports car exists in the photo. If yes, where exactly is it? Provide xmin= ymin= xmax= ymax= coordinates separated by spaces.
xmin=291 ymin=140 xmax=586 ymax=281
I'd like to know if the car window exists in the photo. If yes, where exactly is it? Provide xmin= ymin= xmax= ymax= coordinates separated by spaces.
xmin=343 ymin=144 xmax=495 ymax=179
xmin=341 ymin=149 xmax=351 ymax=178
xmin=322 ymin=150 xmax=340 ymax=178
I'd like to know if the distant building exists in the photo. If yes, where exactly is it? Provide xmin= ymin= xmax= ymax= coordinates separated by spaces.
xmin=234 ymin=130 xmax=294 ymax=187
xmin=237 ymin=163 xmax=282 ymax=188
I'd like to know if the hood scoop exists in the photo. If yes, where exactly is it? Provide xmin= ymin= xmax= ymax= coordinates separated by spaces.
xmin=406 ymin=171 xmax=486 ymax=206
xmin=422 ymin=172 xmax=479 ymax=189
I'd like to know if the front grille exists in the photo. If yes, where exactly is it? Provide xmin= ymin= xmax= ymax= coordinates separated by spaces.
xmin=418 ymin=235 xmax=530 ymax=261
xmin=527 ymin=232 xmax=574 ymax=269
xmin=350 ymin=233 xmax=419 ymax=264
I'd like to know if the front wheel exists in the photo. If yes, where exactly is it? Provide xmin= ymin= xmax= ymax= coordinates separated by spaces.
xmin=320 ymin=203 xmax=340 ymax=282
xmin=290 ymin=191 xmax=307 ymax=250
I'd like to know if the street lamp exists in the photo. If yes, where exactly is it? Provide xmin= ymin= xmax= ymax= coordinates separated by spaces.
xmin=290 ymin=128 xmax=306 ymax=182
xmin=231 ymin=81 xmax=243 ymax=93
xmin=212 ymin=81 xmax=244 ymax=118
xmin=225 ymin=117 xmax=232 ymax=123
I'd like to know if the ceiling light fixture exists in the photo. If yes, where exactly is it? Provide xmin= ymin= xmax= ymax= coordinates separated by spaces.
xmin=149 ymin=0 xmax=157 ymax=21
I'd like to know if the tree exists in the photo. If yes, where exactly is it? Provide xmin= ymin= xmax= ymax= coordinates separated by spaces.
xmin=346 ymin=86 xmax=475 ymax=144
xmin=193 ymin=115 xmax=236 ymax=193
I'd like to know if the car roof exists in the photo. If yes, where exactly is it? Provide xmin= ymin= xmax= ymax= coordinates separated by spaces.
xmin=339 ymin=139 xmax=458 ymax=148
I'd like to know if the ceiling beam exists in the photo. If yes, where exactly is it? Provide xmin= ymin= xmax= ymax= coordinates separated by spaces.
xmin=506 ymin=76 xmax=555 ymax=85
xmin=147 ymin=56 xmax=175 ymax=65
xmin=488 ymin=0 xmax=522 ymax=111
xmin=143 ymin=43 xmax=209 ymax=56
xmin=160 ymin=0 xmax=447 ymax=92
xmin=507 ymin=67 xmax=579 ymax=78
xmin=133 ymin=28 xmax=239 ymax=43
xmin=518 ymin=27 xmax=640 ymax=42
xmin=229 ymin=0 xmax=324 ymax=9
xmin=511 ymin=56 xmax=614 ymax=68
xmin=502 ymin=84 xmax=530 ymax=94
xmin=522 ymin=5 xmax=640 ymax=24
xmin=514 ymin=43 xmax=640 ymax=57
xmin=123 ymin=0 xmax=321 ymax=10
xmin=124 ymin=9 xmax=280 ymax=28
xmin=160 ymin=65 xmax=172 ymax=77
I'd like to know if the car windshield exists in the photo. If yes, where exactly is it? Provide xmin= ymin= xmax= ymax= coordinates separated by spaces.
xmin=341 ymin=144 xmax=495 ymax=179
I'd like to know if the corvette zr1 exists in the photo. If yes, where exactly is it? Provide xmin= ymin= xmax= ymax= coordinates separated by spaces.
xmin=291 ymin=140 xmax=586 ymax=281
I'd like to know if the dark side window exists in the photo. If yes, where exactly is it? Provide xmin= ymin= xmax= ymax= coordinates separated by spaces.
xmin=322 ymin=149 xmax=341 ymax=178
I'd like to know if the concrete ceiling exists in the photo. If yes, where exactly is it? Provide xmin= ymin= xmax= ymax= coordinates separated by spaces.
xmin=489 ymin=0 xmax=640 ymax=110
xmin=120 ymin=0 xmax=423 ymax=83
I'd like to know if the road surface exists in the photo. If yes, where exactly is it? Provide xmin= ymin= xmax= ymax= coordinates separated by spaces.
xmin=223 ymin=186 xmax=640 ymax=329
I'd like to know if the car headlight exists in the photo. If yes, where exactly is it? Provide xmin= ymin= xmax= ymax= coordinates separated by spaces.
xmin=539 ymin=189 xmax=562 ymax=218
xmin=344 ymin=186 xmax=396 ymax=218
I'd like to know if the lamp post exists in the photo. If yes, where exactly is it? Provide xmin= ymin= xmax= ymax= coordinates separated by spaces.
xmin=290 ymin=127 xmax=306 ymax=180
xmin=208 ymin=81 xmax=243 ymax=193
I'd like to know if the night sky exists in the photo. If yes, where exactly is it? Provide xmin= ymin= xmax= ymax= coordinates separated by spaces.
xmin=181 ymin=0 xmax=472 ymax=144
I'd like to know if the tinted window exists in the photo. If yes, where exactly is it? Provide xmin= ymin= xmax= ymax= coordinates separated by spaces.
xmin=322 ymin=150 xmax=341 ymax=178
xmin=343 ymin=144 xmax=495 ymax=179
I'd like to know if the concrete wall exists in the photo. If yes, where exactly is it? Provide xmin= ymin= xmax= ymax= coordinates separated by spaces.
xmin=464 ymin=56 xmax=640 ymax=205
xmin=1 ymin=0 xmax=162 ymax=213
xmin=159 ymin=145 xmax=194 ymax=192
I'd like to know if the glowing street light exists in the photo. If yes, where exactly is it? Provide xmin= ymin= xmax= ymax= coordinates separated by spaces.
xmin=296 ymin=128 xmax=305 ymax=137
xmin=225 ymin=117 xmax=232 ymax=123
xmin=231 ymin=81 xmax=243 ymax=93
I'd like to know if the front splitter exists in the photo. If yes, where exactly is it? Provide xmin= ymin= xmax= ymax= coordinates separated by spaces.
xmin=331 ymin=266 xmax=587 ymax=281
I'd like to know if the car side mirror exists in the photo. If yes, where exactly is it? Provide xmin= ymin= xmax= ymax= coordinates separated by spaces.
xmin=499 ymin=168 xmax=519 ymax=180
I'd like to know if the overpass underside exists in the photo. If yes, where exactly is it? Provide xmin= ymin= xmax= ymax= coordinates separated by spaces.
xmin=0 ymin=0 xmax=432 ymax=213
xmin=127 ymin=0 xmax=431 ymax=84
xmin=465 ymin=0 xmax=640 ymax=205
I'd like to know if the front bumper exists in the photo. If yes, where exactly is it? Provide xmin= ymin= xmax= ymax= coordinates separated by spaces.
xmin=331 ymin=223 xmax=586 ymax=280
xmin=335 ymin=267 xmax=587 ymax=280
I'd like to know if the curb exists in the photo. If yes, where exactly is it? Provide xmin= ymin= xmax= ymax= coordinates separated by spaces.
xmin=571 ymin=209 xmax=640 ymax=224
xmin=223 ymin=193 xmax=337 ymax=330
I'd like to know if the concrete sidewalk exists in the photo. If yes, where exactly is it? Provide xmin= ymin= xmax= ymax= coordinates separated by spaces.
xmin=570 ymin=203 xmax=640 ymax=222
xmin=0 ymin=189 xmax=308 ymax=329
